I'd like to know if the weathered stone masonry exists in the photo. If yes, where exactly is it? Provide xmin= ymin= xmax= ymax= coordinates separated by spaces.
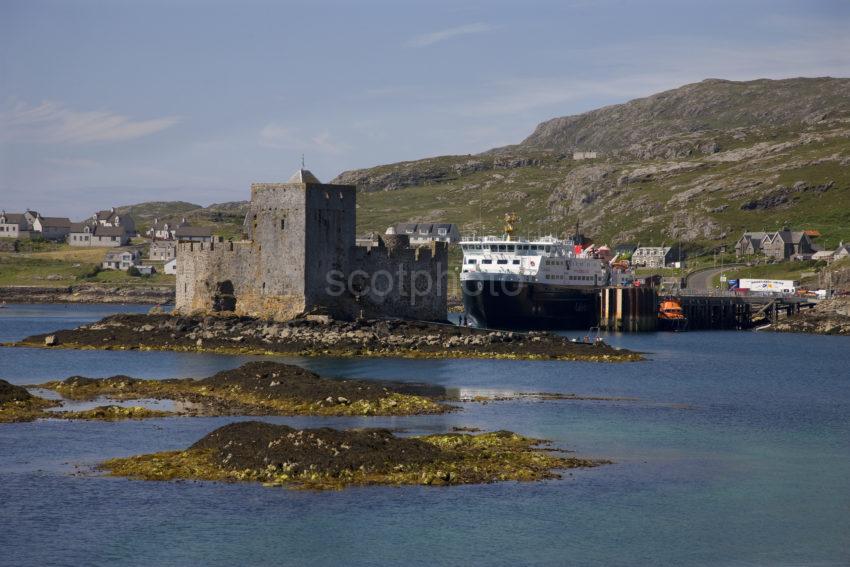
xmin=176 ymin=170 xmax=448 ymax=321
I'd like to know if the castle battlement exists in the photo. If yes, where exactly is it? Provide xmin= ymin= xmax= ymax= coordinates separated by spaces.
xmin=175 ymin=169 xmax=447 ymax=322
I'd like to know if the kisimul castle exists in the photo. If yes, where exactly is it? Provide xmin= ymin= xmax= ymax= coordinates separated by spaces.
xmin=175 ymin=169 xmax=448 ymax=321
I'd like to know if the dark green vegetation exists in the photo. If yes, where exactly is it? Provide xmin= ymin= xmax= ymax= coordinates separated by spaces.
xmin=101 ymin=421 xmax=605 ymax=490
xmin=37 ymin=361 xmax=450 ymax=417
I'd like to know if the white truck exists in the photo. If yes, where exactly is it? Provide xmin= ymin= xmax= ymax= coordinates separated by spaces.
xmin=738 ymin=278 xmax=797 ymax=294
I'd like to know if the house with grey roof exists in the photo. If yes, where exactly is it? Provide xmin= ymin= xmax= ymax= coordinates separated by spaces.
xmin=102 ymin=249 xmax=140 ymax=271
xmin=91 ymin=207 xmax=136 ymax=233
xmin=0 ymin=211 xmax=32 ymax=239
xmin=32 ymin=215 xmax=71 ymax=241
xmin=174 ymin=225 xmax=213 ymax=242
xmin=834 ymin=242 xmax=850 ymax=261
xmin=632 ymin=246 xmax=675 ymax=268
xmin=736 ymin=229 xmax=815 ymax=260
xmin=386 ymin=222 xmax=460 ymax=245
xmin=68 ymin=222 xmax=131 ymax=247
xmin=149 ymin=240 xmax=177 ymax=261
xmin=734 ymin=232 xmax=767 ymax=257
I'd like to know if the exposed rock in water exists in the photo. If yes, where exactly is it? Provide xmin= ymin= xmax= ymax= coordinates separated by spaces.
xmin=100 ymin=421 xmax=608 ymax=490
xmin=0 ymin=379 xmax=57 ymax=423
xmin=769 ymin=297 xmax=850 ymax=335
xmin=14 ymin=313 xmax=640 ymax=362
xmin=57 ymin=405 xmax=173 ymax=421
xmin=37 ymin=361 xmax=452 ymax=417
xmin=0 ymin=379 xmax=32 ymax=404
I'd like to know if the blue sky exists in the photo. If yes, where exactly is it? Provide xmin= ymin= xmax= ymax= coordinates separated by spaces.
xmin=1 ymin=0 xmax=848 ymax=218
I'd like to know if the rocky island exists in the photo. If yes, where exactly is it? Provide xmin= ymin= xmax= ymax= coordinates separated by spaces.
xmin=0 ymin=379 xmax=58 ymax=422
xmin=101 ymin=421 xmax=607 ymax=490
xmin=35 ymin=361 xmax=451 ymax=417
xmin=14 ymin=313 xmax=641 ymax=361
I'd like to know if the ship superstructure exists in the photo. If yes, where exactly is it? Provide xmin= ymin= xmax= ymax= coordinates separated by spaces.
xmin=460 ymin=234 xmax=609 ymax=329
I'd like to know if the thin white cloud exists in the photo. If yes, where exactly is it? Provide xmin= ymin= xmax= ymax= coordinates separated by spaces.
xmin=259 ymin=123 xmax=349 ymax=155
xmin=407 ymin=22 xmax=496 ymax=48
xmin=0 ymin=101 xmax=179 ymax=144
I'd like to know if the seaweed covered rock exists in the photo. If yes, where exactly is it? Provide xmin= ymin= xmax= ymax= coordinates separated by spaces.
xmin=0 ymin=379 xmax=57 ymax=422
xmin=101 ymin=421 xmax=608 ymax=489
xmin=38 ymin=361 xmax=451 ymax=417
xmin=191 ymin=421 xmax=445 ymax=476
xmin=58 ymin=405 xmax=173 ymax=421
xmin=14 ymin=313 xmax=641 ymax=362
xmin=0 ymin=379 xmax=32 ymax=404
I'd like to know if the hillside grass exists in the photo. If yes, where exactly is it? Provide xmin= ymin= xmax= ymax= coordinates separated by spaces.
xmin=0 ymin=247 xmax=175 ymax=287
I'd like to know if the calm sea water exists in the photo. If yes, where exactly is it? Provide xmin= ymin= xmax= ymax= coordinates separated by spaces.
xmin=1 ymin=304 xmax=848 ymax=567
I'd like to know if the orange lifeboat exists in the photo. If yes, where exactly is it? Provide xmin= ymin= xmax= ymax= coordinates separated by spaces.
xmin=658 ymin=297 xmax=688 ymax=331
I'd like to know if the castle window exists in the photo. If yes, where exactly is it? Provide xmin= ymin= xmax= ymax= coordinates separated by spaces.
xmin=280 ymin=218 xmax=285 ymax=230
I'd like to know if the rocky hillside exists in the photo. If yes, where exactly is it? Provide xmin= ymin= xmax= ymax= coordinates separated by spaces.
xmin=338 ymin=78 xmax=850 ymax=250
xmin=120 ymin=79 xmax=850 ymax=251
xmin=514 ymin=78 xmax=850 ymax=158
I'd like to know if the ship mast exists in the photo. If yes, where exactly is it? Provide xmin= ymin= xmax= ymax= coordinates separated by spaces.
xmin=504 ymin=212 xmax=518 ymax=242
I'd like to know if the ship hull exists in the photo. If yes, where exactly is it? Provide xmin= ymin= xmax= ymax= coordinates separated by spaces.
xmin=461 ymin=278 xmax=599 ymax=330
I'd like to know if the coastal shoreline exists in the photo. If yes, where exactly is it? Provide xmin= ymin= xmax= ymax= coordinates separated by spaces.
xmin=0 ymin=285 xmax=174 ymax=305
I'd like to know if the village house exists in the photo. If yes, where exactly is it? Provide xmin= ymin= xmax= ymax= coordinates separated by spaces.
xmin=1 ymin=210 xmax=71 ymax=240
xmin=149 ymin=240 xmax=177 ymax=261
xmin=102 ymin=249 xmax=140 ymax=271
xmin=735 ymin=229 xmax=815 ymax=260
xmin=92 ymin=207 xmax=136 ymax=233
xmin=146 ymin=217 xmax=195 ymax=240
xmin=632 ymin=246 xmax=675 ymax=268
xmin=0 ymin=211 xmax=32 ymax=239
xmin=68 ymin=223 xmax=132 ymax=247
xmin=147 ymin=218 xmax=175 ymax=240
xmin=386 ymin=222 xmax=460 ymax=245
xmin=32 ymin=215 xmax=72 ymax=241
xmin=812 ymin=249 xmax=835 ymax=261
xmin=163 ymin=258 xmax=177 ymax=275
xmin=834 ymin=243 xmax=850 ymax=261
xmin=174 ymin=225 xmax=213 ymax=242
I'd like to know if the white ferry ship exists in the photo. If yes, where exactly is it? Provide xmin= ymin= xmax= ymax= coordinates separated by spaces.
xmin=460 ymin=233 xmax=609 ymax=329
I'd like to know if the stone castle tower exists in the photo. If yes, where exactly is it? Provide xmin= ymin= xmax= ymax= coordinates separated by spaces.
xmin=176 ymin=169 xmax=447 ymax=321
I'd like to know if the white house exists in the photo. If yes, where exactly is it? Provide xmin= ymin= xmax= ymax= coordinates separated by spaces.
xmin=102 ymin=249 xmax=140 ymax=271
xmin=32 ymin=215 xmax=71 ymax=241
xmin=386 ymin=222 xmax=460 ymax=245
xmin=164 ymin=258 xmax=177 ymax=275
xmin=0 ymin=211 xmax=31 ymax=239
xmin=93 ymin=207 xmax=136 ymax=233
xmin=68 ymin=223 xmax=132 ymax=247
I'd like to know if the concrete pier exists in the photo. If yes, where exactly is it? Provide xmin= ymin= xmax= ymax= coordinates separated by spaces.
xmin=678 ymin=296 xmax=752 ymax=330
xmin=598 ymin=287 xmax=658 ymax=332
